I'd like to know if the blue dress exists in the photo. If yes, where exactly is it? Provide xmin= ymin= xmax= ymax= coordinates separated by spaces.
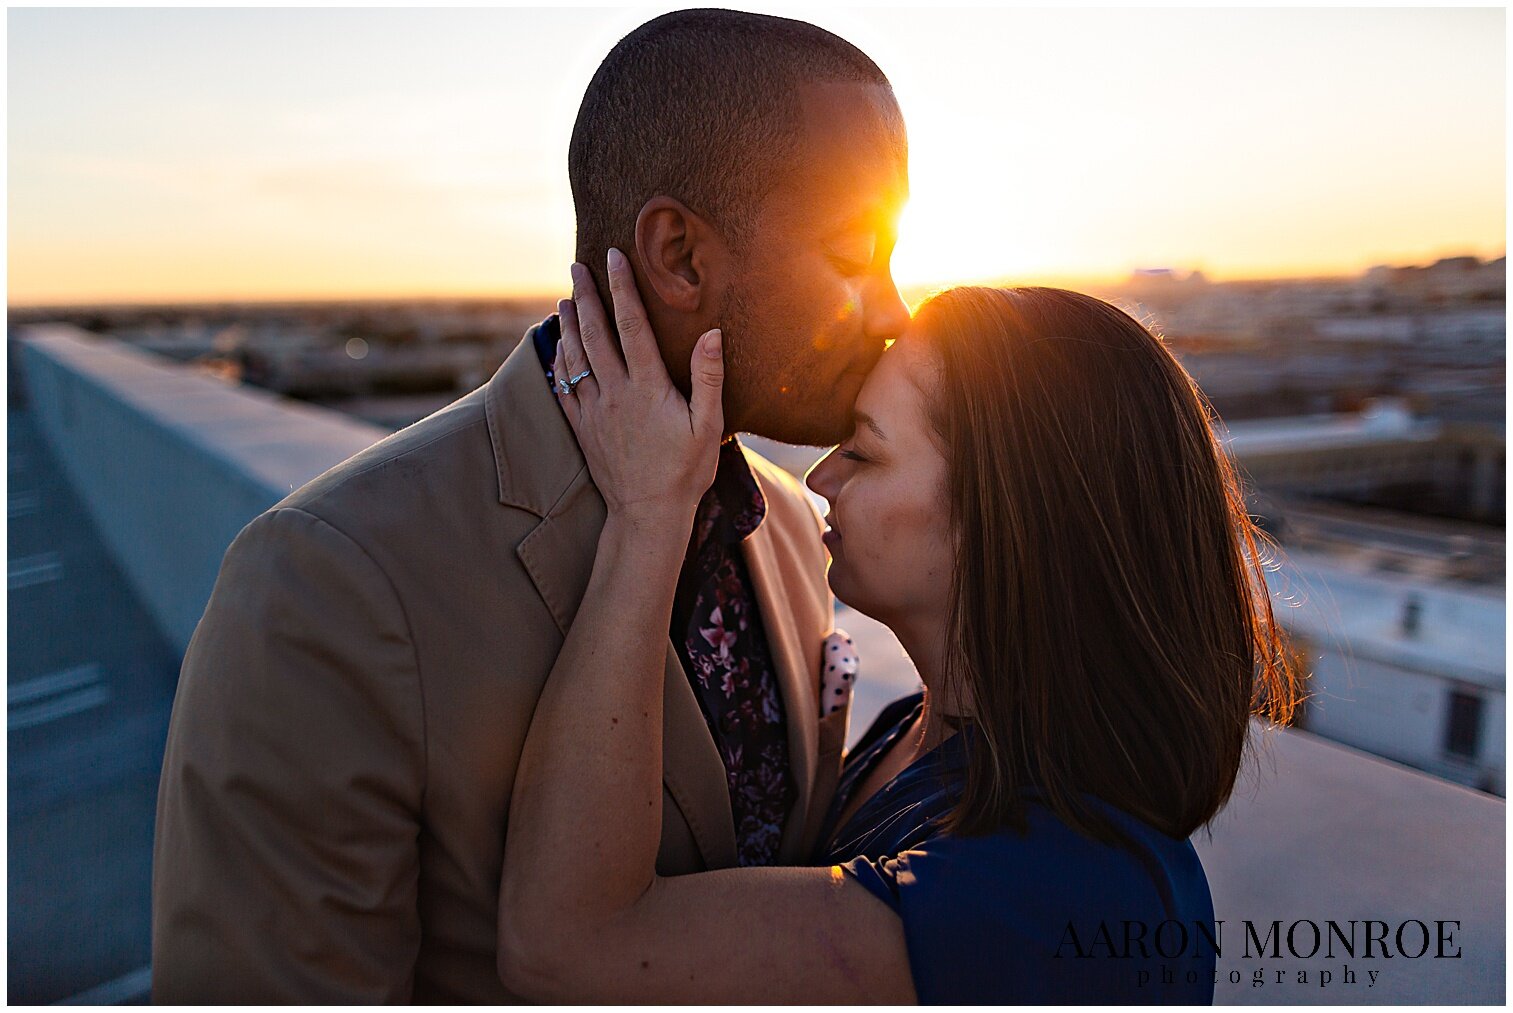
xmin=818 ymin=693 xmax=1217 ymax=1004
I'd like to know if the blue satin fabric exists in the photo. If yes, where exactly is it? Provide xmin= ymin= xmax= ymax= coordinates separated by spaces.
xmin=818 ymin=693 xmax=1217 ymax=1004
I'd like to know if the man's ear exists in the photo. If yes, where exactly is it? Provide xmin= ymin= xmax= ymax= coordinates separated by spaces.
xmin=633 ymin=196 xmax=725 ymax=314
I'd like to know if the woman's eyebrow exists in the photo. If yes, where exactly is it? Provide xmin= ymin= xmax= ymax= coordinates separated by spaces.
xmin=853 ymin=411 xmax=887 ymax=441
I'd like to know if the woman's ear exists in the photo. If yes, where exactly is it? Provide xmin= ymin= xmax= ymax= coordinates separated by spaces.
xmin=633 ymin=196 xmax=725 ymax=314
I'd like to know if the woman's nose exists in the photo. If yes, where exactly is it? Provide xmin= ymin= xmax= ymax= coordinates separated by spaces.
xmin=805 ymin=449 xmax=841 ymax=504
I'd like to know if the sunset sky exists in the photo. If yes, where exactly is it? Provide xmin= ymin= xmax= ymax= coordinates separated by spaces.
xmin=8 ymin=6 xmax=1506 ymax=306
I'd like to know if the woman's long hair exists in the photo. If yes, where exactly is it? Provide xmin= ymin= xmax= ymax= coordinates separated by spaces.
xmin=914 ymin=286 xmax=1306 ymax=844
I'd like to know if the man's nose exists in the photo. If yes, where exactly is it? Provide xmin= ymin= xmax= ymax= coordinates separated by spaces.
xmin=866 ymin=272 xmax=910 ymax=343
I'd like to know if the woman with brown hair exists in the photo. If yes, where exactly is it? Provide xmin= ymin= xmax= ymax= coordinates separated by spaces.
xmin=496 ymin=253 xmax=1305 ymax=1003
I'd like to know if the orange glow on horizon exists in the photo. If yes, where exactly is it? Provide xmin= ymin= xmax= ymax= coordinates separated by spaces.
xmin=6 ymin=8 xmax=1504 ymax=308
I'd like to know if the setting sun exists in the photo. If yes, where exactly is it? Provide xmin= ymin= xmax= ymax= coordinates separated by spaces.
xmin=7 ymin=7 xmax=1503 ymax=306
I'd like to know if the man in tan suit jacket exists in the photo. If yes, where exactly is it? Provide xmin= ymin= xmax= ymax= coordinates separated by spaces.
xmin=152 ymin=10 xmax=910 ymax=1002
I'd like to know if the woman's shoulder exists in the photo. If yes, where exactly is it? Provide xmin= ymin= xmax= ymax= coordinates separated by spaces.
xmin=837 ymin=795 xmax=1215 ymax=1003
xmin=903 ymin=797 xmax=1210 ymax=917
xmin=844 ymin=795 xmax=1210 ymax=917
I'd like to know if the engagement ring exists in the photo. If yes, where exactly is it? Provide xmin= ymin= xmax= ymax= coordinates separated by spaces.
xmin=557 ymin=369 xmax=592 ymax=396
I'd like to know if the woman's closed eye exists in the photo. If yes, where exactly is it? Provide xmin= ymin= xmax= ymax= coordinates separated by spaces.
xmin=838 ymin=446 xmax=869 ymax=464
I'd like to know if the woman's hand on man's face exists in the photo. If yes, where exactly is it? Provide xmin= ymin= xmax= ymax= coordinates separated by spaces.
xmin=554 ymin=248 xmax=725 ymax=524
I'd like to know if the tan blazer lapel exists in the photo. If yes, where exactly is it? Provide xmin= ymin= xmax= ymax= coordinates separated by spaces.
xmin=487 ymin=331 xmax=737 ymax=870
xmin=655 ymin=644 xmax=739 ymax=868
xmin=741 ymin=483 xmax=821 ymax=865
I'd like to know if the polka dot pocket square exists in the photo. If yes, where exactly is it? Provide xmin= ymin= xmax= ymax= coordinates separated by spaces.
xmin=820 ymin=630 xmax=858 ymax=717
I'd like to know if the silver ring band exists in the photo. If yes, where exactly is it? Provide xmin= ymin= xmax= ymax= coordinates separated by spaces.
xmin=557 ymin=368 xmax=593 ymax=396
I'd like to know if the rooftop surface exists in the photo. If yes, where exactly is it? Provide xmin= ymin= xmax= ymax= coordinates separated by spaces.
xmin=1195 ymin=723 xmax=1505 ymax=1004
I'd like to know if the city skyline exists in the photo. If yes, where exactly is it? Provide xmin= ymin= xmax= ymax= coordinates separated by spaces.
xmin=8 ymin=6 xmax=1506 ymax=306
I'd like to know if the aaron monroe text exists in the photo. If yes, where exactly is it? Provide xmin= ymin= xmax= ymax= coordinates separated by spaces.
xmin=1055 ymin=918 xmax=1463 ymax=991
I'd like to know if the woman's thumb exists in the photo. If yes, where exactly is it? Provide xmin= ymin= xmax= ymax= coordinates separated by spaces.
xmin=689 ymin=328 xmax=724 ymax=434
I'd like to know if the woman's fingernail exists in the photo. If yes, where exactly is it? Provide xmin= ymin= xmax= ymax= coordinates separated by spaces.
xmin=607 ymin=247 xmax=625 ymax=271
xmin=704 ymin=329 xmax=722 ymax=358
xmin=556 ymin=298 xmax=569 ymax=318
xmin=569 ymin=262 xmax=585 ymax=285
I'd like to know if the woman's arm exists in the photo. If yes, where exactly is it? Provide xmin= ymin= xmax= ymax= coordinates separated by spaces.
xmin=497 ymin=252 xmax=916 ymax=1003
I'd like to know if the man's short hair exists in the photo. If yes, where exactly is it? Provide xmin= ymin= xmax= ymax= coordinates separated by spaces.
xmin=569 ymin=9 xmax=896 ymax=270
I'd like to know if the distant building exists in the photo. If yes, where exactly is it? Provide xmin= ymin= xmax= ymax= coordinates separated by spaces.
xmin=1275 ymin=552 xmax=1504 ymax=796
xmin=1362 ymin=255 xmax=1505 ymax=304
xmin=1223 ymin=399 xmax=1504 ymax=523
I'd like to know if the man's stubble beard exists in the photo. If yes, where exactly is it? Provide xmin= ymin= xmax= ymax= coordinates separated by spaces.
xmin=717 ymin=285 xmax=852 ymax=447
xmin=716 ymin=284 xmax=755 ymax=437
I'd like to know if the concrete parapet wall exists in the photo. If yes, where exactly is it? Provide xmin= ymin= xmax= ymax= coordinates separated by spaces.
xmin=1199 ymin=722 xmax=1505 ymax=1004
xmin=18 ymin=325 xmax=389 ymax=654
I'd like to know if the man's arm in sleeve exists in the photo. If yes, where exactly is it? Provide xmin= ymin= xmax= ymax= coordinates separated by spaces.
xmin=152 ymin=505 xmax=427 ymax=1002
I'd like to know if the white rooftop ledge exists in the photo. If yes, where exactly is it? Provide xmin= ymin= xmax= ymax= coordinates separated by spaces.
xmin=17 ymin=325 xmax=389 ymax=652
